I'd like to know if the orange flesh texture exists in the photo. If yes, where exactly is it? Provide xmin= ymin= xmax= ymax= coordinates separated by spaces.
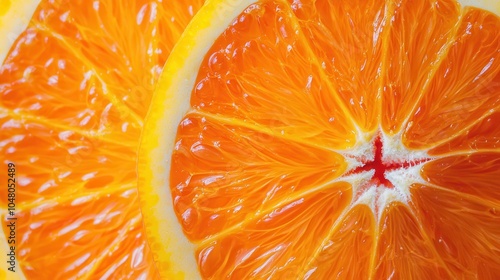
xmin=170 ymin=0 xmax=500 ymax=278
xmin=402 ymin=9 xmax=500 ymax=149
xmin=0 ymin=0 xmax=203 ymax=278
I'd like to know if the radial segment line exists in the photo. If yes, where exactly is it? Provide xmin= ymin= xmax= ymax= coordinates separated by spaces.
xmin=424 ymin=108 xmax=499 ymax=152
xmin=432 ymin=148 xmax=500 ymax=158
xmin=375 ymin=0 xmax=397 ymax=128
xmin=198 ymin=178 xmax=349 ymax=247
xmin=90 ymin=0 xmax=162 ymax=84
xmin=193 ymin=110 xmax=338 ymax=152
xmin=34 ymin=23 xmax=144 ymax=127
xmin=418 ymin=182 xmax=500 ymax=209
xmin=399 ymin=9 xmax=465 ymax=133
xmin=82 ymin=212 xmax=142 ymax=279
xmin=275 ymin=0 xmax=361 ymax=134
xmin=13 ymin=182 xmax=135 ymax=212
xmin=406 ymin=204 xmax=455 ymax=278
xmin=295 ymin=202 xmax=355 ymax=279
xmin=0 ymin=106 xmax=134 ymax=148
xmin=367 ymin=221 xmax=380 ymax=280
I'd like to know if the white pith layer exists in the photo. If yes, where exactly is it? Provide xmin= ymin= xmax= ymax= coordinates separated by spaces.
xmin=340 ymin=129 xmax=434 ymax=221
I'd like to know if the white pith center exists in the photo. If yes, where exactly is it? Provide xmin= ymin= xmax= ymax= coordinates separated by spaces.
xmin=339 ymin=130 xmax=433 ymax=221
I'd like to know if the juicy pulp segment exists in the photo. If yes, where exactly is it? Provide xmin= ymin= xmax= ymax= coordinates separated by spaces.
xmin=290 ymin=0 xmax=387 ymax=132
xmin=195 ymin=187 xmax=352 ymax=279
xmin=421 ymin=153 xmax=500 ymax=203
xmin=12 ymin=190 xmax=155 ymax=279
xmin=0 ymin=113 xmax=136 ymax=205
xmin=382 ymin=0 xmax=461 ymax=134
xmin=402 ymin=8 xmax=500 ymax=149
xmin=374 ymin=203 xmax=451 ymax=279
xmin=411 ymin=185 xmax=500 ymax=277
xmin=191 ymin=1 xmax=359 ymax=150
xmin=300 ymin=204 xmax=375 ymax=279
xmin=429 ymin=107 xmax=500 ymax=155
xmin=171 ymin=113 xmax=348 ymax=241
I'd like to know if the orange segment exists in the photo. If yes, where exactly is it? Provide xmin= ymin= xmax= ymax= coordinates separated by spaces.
xmin=382 ymin=0 xmax=461 ymax=134
xmin=291 ymin=0 xmax=387 ymax=132
xmin=403 ymin=8 xmax=500 ymax=149
xmin=0 ymin=114 xmax=136 ymax=205
xmin=375 ymin=203 xmax=451 ymax=278
xmin=12 ymin=191 xmax=154 ymax=279
xmin=1 ymin=32 xmax=141 ymax=143
xmin=172 ymin=113 xmax=348 ymax=241
xmin=195 ymin=187 xmax=352 ymax=279
xmin=301 ymin=205 xmax=375 ymax=279
xmin=191 ymin=1 xmax=359 ymax=149
xmin=0 ymin=0 xmax=204 ymax=277
xmin=411 ymin=184 xmax=500 ymax=277
xmin=90 ymin=221 xmax=155 ymax=279
xmin=430 ymin=111 xmax=500 ymax=154
xmin=421 ymin=153 xmax=500 ymax=203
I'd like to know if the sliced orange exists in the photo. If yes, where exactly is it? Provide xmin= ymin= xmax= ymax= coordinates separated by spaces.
xmin=139 ymin=0 xmax=500 ymax=278
xmin=0 ymin=0 xmax=203 ymax=278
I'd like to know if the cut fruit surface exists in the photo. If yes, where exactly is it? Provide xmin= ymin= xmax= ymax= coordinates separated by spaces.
xmin=0 ymin=0 xmax=203 ymax=278
xmin=139 ymin=0 xmax=500 ymax=279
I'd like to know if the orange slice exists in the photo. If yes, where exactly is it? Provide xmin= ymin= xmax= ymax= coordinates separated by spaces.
xmin=0 ymin=0 xmax=203 ymax=278
xmin=139 ymin=0 xmax=500 ymax=278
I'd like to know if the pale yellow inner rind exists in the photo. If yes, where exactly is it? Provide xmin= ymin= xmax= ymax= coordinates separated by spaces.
xmin=0 ymin=0 xmax=41 ymax=64
xmin=138 ymin=0 xmax=260 ymax=278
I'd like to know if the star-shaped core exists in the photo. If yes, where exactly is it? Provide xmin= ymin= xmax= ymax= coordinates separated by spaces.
xmin=347 ymin=135 xmax=431 ymax=189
